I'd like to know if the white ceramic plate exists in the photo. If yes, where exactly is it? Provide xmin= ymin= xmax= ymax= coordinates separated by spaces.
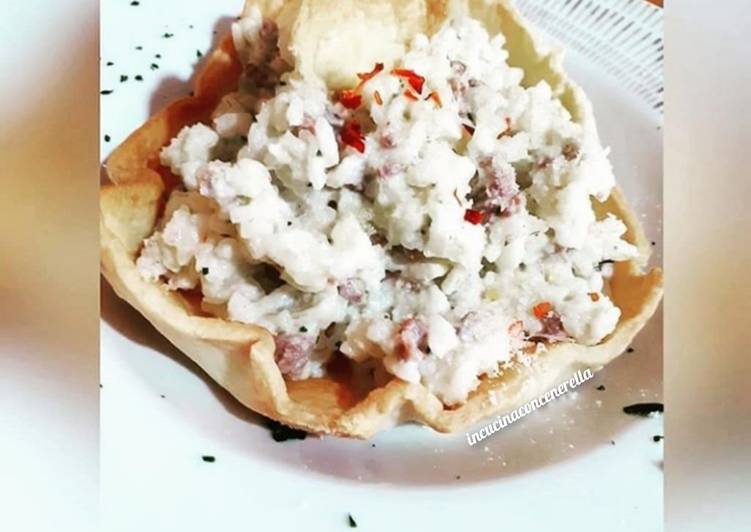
xmin=100 ymin=1 xmax=663 ymax=530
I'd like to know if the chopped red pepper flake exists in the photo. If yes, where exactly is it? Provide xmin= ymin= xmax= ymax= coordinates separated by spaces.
xmin=357 ymin=62 xmax=384 ymax=83
xmin=338 ymin=89 xmax=362 ymax=109
xmin=532 ymin=301 xmax=553 ymax=319
xmin=463 ymin=209 xmax=484 ymax=225
xmin=340 ymin=120 xmax=365 ymax=153
xmin=391 ymin=68 xmax=425 ymax=94
xmin=403 ymin=89 xmax=419 ymax=101
xmin=373 ymin=90 xmax=383 ymax=105
xmin=427 ymin=91 xmax=442 ymax=107
xmin=462 ymin=123 xmax=475 ymax=135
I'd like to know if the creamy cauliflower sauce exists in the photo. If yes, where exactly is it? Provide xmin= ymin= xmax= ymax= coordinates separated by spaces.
xmin=136 ymin=9 xmax=637 ymax=405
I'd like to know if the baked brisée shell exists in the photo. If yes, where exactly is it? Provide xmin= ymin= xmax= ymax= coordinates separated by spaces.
xmin=100 ymin=0 xmax=663 ymax=438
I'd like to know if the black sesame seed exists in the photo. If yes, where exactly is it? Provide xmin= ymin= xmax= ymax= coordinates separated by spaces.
xmin=316 ymin=149 xmax=322 ymax=156
xmin=653 ymin=435 xmax=664 ymax=442
xmin=201 ymin=455 xmax=215 ymax=463
xmin=100 ymin=89 xmax=113 ymax=95
xmin=286 ymin=221 xmax=292 ymax=226
xmin=196 ymin=49 xmax=203 ymax=58
xmin=119 ymin=75 xmax=128 ymax=82
xmin=160 ymin=394 xmax=165 ymax=399
xmin=455 ymin=475 xmax=461 ymax=480
xmin=105 ymin=61 xmax=114 ymax=66
xmin=596 ymin=384 xmax=605 ymax=391
xmin=610 ymin=440 xmax=616 ymax=445
xmin=327 ymin=200 xmax=337 ymax=209
xmin=130 ymin=0 xmax=139 ymax=5
xmin=347 ymin=514 xmax=357 ymax=528
xmin=651 ymin=241 xmax=656 ymax=246
xmin=201 ymin=267 xmax=209 ymax=275
xmin=155 ymin=53 xmax=161 ymax=59
xmin=627 ymin=347 xmax=635 ymax=353
xmin=104 ymin=134 xmax=111 ymax=142
xmin=135 ymin=45 xmax=143 ymax=50
xmin=135 ymin=75 xmax=143 ymax=81
xmin=162 ymin=32 xmax=174 ymax=38
xmin=370 ymin=443 xmax=375 ymax=448
xmin=150 ymin=63 xmax=159 ymax=70
xmin=299 ymin=326 xmax=308 ymax=333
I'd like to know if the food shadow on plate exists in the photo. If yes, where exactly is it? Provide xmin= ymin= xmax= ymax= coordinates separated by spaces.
xmin=147 ymin=16 xmax=235 ymax=117
xmin=101 ymin=275 xmax=662 ymax=486
xmin=100 ymin=276 xmax=265 ymax=429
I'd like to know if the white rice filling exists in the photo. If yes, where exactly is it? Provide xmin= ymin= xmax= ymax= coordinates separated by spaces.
xmin=136 ymin=10 xmax=637 ymax=405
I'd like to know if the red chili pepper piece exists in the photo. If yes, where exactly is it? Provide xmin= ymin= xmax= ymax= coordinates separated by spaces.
xmin=462 ymin=123 xmax=475 ymax=135
xmin=391 ymin=68 xmax=425 ymax=94
xmin=532 ymin=301 xmax=553 ymax=319
xmin=340 ymin=120 xmax=365 ymax=153
xmin=357 ymin=62 xmax=384 ymax=83
xmin=339 ymin=89 xmax=362 ymax=109
xmin=464 ymin=209 xmax=484 ymax=225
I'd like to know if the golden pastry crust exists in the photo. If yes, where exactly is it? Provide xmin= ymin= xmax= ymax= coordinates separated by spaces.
xmin=100 ymin=0 xmax=663 ymax=438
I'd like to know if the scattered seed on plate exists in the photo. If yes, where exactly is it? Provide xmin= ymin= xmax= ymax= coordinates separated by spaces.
xmin=150 ymin=63 xmax=159 ymax=70
xmin=104 ymin=134 xmax=111 ymax=142
xmin=596 ymin=384 xmax=606 ymax=391
xmin=120 ymin=75 xmax=128 ymax=82
xmin=105 ymin=61 xmax=114 ymax=66
xmin=347 ymin=514 xmax=357 ymax=528
xmin=130 ymin=0 xmax=139 ymax=5
xmin=627 ymin=347 xmax=635 ymax=353
xmin=653 ymin=435 xmax=664 ymax=442
xmin=201 ymin=455 xmax=215 ymax=463
xmin=100 ymin=89 xmax=113 ymax=95
xmin=135 ymin=45 xmax=143 ymax=50
xmin=135 ymin=75 xmax=143 ymax=81
xmin=155 ymin=53 xmax=161 ymax=59
xmin=163 ymin=32 xmax=174 ymax=38
xmin=196 ymin=49 xmax=203 ymax=58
